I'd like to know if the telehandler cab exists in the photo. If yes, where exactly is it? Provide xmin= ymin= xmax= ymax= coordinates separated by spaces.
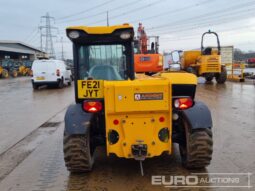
xmin=181 ymin=31 xmax=227 ymax=83
xmin=64 ymin=24 xmax=213 ymax=175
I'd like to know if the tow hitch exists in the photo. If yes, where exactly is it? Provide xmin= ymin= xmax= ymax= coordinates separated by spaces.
xmin=131 ymin=144 xmax=147 ymax=176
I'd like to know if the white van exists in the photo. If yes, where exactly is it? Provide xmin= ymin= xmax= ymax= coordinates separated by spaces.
xmin=31 ymin=59 xmax=72 ymax=89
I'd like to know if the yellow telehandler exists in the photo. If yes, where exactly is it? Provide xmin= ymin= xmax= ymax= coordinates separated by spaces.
xmin=63 ymin=24 xmax=213 ymax=175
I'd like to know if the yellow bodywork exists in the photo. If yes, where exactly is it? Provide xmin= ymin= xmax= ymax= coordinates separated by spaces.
xmin=67 ymin=24 xmax=133 ymax=34
xmin=77 ymin=73 xmax=197 ymax=159
xmin=72 ymin=24 xmax=198 ymax=159
xmin=181 ymin=50 xmax=221 ymax=75
xmin=104 ymin=79 xmax=171 ymax=158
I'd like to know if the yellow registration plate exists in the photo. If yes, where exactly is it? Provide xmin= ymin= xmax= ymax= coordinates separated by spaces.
xmin=36 ymin=77 xmax=45 ymax=80
xmin=77 ymin=80 xmax=104 ymax=99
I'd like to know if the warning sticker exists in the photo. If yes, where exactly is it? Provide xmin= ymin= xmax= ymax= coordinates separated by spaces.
xmin=134 ymin=93 xmax=163 ymax=101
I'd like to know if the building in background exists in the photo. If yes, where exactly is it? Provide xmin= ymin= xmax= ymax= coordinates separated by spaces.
xmin=0 ymin=40 xmax=47 ymax=61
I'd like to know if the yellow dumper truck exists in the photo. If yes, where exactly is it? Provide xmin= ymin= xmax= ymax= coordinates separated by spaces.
xmin=181 ymin=31 xmax=227 ymax=83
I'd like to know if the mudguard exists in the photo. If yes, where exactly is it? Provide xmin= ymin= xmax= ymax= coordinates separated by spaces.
xmin=182 ymin=101 xmax=212 ymax=129
xmin=64 ymin=104 xmax=93 ymax=135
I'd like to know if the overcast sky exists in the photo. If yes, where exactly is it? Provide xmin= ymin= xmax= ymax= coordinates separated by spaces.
xmin=1 ymin=0 xmax=255 ymax=59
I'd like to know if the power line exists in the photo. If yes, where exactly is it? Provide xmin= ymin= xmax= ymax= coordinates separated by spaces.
xmin=160 ymin=24 xmax=255 ymax=42
xmin=57 ymin=0 xmax=116 ymax=20
xmin=147 ymin=0 xmax=255 ymax=31
xmin=86 ymin=0 xmax=168 ymax=25
xmin=128 ymin=0 xmax=214 ymax=24
xmin=150 ymin=8 xmax=255 ymax=36
xmin=57 ymin=0 xmax=144 ymax=24
xmin=26 ymin=30 xmax=40 ymax=44
xmin=24 ymin=27 xmax=38 ymax=42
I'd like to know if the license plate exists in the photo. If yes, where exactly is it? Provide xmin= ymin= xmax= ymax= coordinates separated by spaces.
xmin=77 ymin=80 xmax=104 ymax=99
xmin=36 ymin=77 xmax=45 ymax=80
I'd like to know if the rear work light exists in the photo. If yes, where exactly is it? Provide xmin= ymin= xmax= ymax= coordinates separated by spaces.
xmin=174 ymin=97 xmax=193 ymax=110
xmin=56 ymin=69 xmax=60 ymax=76
xmin=83 ymin=101 xmax=103 ymax=113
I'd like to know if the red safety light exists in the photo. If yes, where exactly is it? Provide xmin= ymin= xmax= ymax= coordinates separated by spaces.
xmin=159 ymin=116 xmax=165 ymax=122
xmin=174 ymin=97 xmax=193 ymax=110
xmin=56 ymin=69 xmax=60 ymax=76
xmin=113 ymin=119 xmax=119 ymax=125
xmin=83 ymin=101 xmax=102 ymax=113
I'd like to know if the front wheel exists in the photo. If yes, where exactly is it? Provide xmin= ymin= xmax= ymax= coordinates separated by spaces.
xmin=2 ymin=69 xmax=9 ymax=78
xmin=215 ymin=66 xmax=227 ymax=84
xmin=205 ymin=74 xmax=214 ymax=82
xmin=179 ymin=120 xmax=213 ymax=169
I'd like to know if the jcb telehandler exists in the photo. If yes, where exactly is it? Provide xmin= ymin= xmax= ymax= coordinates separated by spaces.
xmin=64 ymin=24 xmax=213 ymax=174
xmin=181 ymin=31 xmax=227 ymax=83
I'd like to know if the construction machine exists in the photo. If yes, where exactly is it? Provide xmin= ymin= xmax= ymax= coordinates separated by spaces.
xmin=17 ymin=61 xmax=27 ymax=76
xmin=1 ymin=59 xmax=18 ymax=78
xmin=23 ymin=60 xmax=33 ymax=76
xmin=181 ymin=31 xmax=227 ymax=83
xmin=134 ymin=23 xmax=163 ymax=75
xmin=0 ymin=61 xmax=9 ymax=78
xmin=63 ymin=24 xmax=213 ymax=175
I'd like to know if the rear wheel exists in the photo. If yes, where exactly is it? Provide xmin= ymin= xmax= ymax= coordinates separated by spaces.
xmin=67 ymin=77 xmax=72 ymax=86
xmin=32 ymin=82 xmax=38 ymax=90
xmin=179 ymin=120 xmax=213 ymax=169
xmin=64 ymin=131 xmax=95 ymax=172
xmin=58 ymin=78 xmax=64 ymax=88
xmin=215 ymin=66 xmax=227 ymax=84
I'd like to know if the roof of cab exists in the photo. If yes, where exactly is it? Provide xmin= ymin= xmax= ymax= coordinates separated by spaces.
xmin=66 ymin=24 xmax=133 ymax=35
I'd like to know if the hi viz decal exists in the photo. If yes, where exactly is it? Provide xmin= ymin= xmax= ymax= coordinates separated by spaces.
xmin=77 ymin=80 xmax=104 ymax=98
xmin=134 ymin=93 xmax=163 ymax=101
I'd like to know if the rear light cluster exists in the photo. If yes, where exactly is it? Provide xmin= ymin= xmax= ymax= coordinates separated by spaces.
xmin=82 ymin=101 xmax=103 ymax=113
xmin=158 ymin=55 xmax=163 ymax=66
xmin=56 ymin=69 xmax=60 ymax=76
xmin=174 ymin=97 xmax=193 ymax=110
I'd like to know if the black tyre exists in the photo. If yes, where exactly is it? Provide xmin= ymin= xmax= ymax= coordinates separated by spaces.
xmin=179 ymin=120 xmax=213 ymax=169
xmin=186 ymin=67 xmax=197 ymax=76
xmin=2 ymin=69 xmax=9 ymax=78
xmin=63 ymin=132 xmax=94 ymax=173
xmin=12 ymin=70 xmax=18 ymax=78
xmin=32 ymin=83 xmax=38 ymax=90
xmin=58 ymin=78 xmax=64 ymax=88
xmin=205 ymin=75 xmax=214 ymax=82
xmin=67 ymin=77 xmax=72 ymax=86
xmin=215 ymin=66 xmax=227 ymax=84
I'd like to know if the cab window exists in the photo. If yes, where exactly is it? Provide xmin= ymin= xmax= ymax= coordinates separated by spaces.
xmin=78 ymin=44 xmax=127 ymax=80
